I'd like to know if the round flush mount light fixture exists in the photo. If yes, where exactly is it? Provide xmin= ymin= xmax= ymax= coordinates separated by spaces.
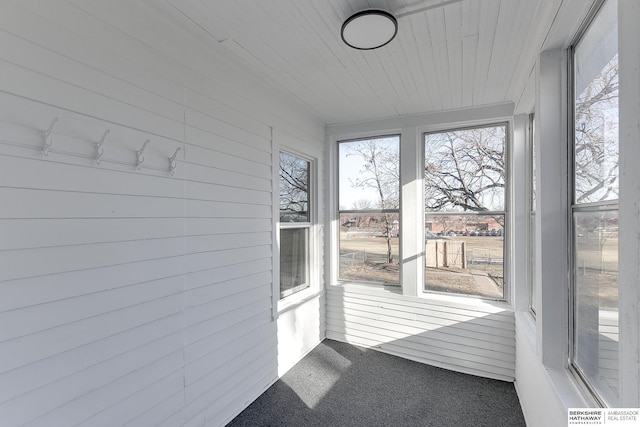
xmin=341 ymin=9 xmax=398 ymax=50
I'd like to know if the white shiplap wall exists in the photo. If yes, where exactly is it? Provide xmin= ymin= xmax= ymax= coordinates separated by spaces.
xmin=0 ymin=1 xmax=324 ymax=426
xmin=326 ymin=285 xmax=516 ymax=381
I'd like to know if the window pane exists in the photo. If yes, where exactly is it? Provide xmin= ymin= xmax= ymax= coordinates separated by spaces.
xmin=339 ymin=213 xmax=399 ymax=284
xmin=279 ymin=152 xmax=310 ymax=222
xmin=280 ymin=228 xmax=308 ymax=298
xmin=530 ymin=115 xmax=537 ymax=314
xmin=573 ymin=0 xmax=618 ymax=204
xmin=339 ymin=136 xmax=399 ymax=211
xmin=574 ymin=210 xmax=619 ymax=405
xmin=531 ymin=115 xmax=537 ymax=211
xmin=424 ymin=214 xmax=504 ymax=298
xmin=425 ymin=125 xmax=506 ymax=212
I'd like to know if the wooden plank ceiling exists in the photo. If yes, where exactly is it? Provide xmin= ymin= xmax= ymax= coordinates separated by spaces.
xmin=163 ymin=0 xmax=563 ymax=125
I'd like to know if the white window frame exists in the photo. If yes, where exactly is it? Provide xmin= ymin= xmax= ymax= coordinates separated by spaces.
xmin=326 ymin=105 xmax=515 ymax=301
xmin=274 ymin=148 xmax=319 ymax=314
xmin=336 ymin=134 xmax=401 ymax=286
xmin=568 ymin=0 xmax=620 ymax=406
xmin=422 ymin=121 xmax=510 ymax=302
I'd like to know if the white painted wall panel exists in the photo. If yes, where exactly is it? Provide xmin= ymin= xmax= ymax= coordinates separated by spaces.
xmin=326 ymin=285 xmax=517 ymax=381
xmin=0 ymin=1 xmax=325 ymax=426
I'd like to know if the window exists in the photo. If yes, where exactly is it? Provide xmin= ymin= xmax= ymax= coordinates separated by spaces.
xmin=279 ymin=151 xmax=311 ymax=298
xmin=338 ymin=136 xmax=400 ymax=285
xmin=570 ymin=0 xmax=619 ymax=406
xmin=529 ymin=113 xmax=537 ymax=315
xmin=424 ymin=124 xmax=507 ymax=299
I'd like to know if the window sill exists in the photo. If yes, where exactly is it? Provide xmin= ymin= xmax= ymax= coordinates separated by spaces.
xmin=331 ymin=281 xmax=513 ymax=313
xmin=417 ymin=289 xmax=513 ymax=311
xmin=276 ymin=287 xmax=323 ymax=317
xmin=332 ymin=280 xmax=402 ymax=295
xmin=514 ymin=311 xmax=597 ymax=412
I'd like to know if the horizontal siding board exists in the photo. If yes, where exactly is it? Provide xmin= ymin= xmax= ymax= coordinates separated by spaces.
xmin=0 ymin=58 xmax=185 ymax=141
xmin=0 ymin=257 xmax=184 ymax=312
xmin=185 ymin=109 xmax=271 ymax=153
xmin=326 ymin=287 xmax=516 ymax=381
xmin=184 ymin=316 xmax=275 ymax=386
xmin=184 ymin=245 xmax=271 ymax=273
xmin=185 ymin=308 xmax=273 ymax=364
xmin=327 ymin=330 xmax=514 ymax=381
xmin=2 ymin=334 xmax=183 ymax=426
xmin=184 ymin=91 xmax=271 ymax=141
xmin=185 ymin=327 xmax=275 ymax=402
xmin=184 ymin=180 xmax=271 ymax=205
xmin=1 ymin=238 xmax=184 ymax=282
xmin=201 ymin=367 xmax=277 ymax=427
xmin=325 ymin=324 xmax=515 ymax=377
xmin=183 ymin=298 xmax=272 ymax=347
xmin=325 ymin=317 xmax=514 ymax=366
xmin=330 ymin=285 xmax=513 ymax=317
xmin=327 ymin=301 xmax=513 ymax=342
xmin=184 ymin=125 xmax=271 ymax=166
xmin=184 ymin=333 xmax=277 ymax=424
xmin=0 ymin=28 xmax=185 ymax=123
xmin=24 ymin=346 xmax=184 ymax=427
xmin=184 ymin=286 xmax=272 ymax=328
xmin=331 ymin=287 xmax=515 ymax=320
xmin=0 ymin=1 xmax=185 ymax=104
xmin=184 ymin=232 xmax=272 ymax=255
xmin=326 ymin=305 xmax=515 ymax=350
xmin=183 ymin=271 xmax=272 ymax=308
xmin=0 ymin=153 xmax=186 ymax=199
xmin=184 ymin=258 xmax=272 ymax=291
xmin=184 ymin=161 xmax=271 ymax=192
xmin=121 ymin=391 xmax=184 ymax=427
xmin=184 ymin=199 xmax=272 ymax=219
xmin=77 ymin=370 xmax=185 ymax=427
xmin=0 ymin=188 xmax=185 ymax=219
xmin=0 ymin=313 xmax=183 ymax=405
xmin=327 ymin=292 xmax=514 ymax=333
xmin=0 ymin=293 xmax=182 ymax=373
xmin=185 ymin=218 xmax=271 ymax=236
xmin=183 ymin=144 xmax=271 ymax=179
xmin=0 ymin=218 xmax=185 ymax=251
xmin=327 ymin=295 xmax=514 ymax=339
xmin=0 ymin=275 xmax=182 ymax=342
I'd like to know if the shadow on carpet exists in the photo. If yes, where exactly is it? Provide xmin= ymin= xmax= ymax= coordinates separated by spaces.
xmin=227 ymin=339 xmax=526 ymax=427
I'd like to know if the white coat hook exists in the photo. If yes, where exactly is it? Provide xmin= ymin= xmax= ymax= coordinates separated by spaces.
xmin=43 ymin=117 xmax=59 ymax=156
xmin=168 ymin=147 xmax=181 ymax=175
xmin=136 ymin=139 xmax=150 ymax=169
xmin=95 ymin=129 xmax=110 ymax=164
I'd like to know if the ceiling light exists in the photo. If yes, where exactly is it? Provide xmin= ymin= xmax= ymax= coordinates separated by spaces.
xmin=341 ymin=10 xmax=398 ymax=50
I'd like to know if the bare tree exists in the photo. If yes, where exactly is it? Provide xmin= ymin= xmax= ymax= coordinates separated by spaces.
xmin=347 ymin=139 xmax=399 ymax=263
xmin=574 ymin=57 xmax=619 ymax=204
xmin=279 ymin=153 xmax=309 ymax=222
xmin=425 ymin=126 xmax=506 ymax=212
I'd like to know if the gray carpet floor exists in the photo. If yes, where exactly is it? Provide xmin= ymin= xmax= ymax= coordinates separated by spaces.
xmin=227 ymin=339 xmax=526 ymax=427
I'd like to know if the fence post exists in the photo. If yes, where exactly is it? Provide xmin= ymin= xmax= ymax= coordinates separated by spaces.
xmin=443 ymin=241 xmax=448 ymax=267
xmin=461 ymin=241 xmax=466 ymax=269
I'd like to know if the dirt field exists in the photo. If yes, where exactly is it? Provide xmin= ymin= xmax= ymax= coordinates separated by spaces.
xmin=339 ymin=233 xmax=505 ymax=295
xmin=338 ymin=231 xmax=617 ymax=303
xmin=339 ymin=233 xmax=400 ymax=283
